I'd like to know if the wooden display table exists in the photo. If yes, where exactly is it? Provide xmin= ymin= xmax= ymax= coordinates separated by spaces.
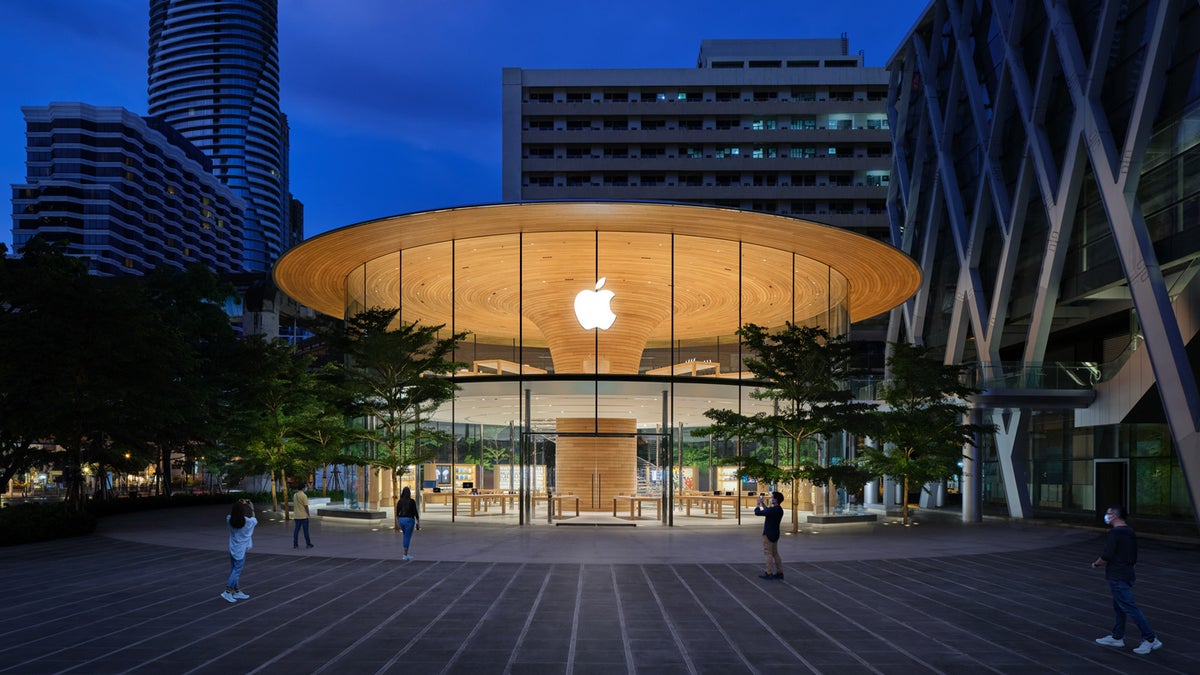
xmin=533 ymin=494 xmax=580 ymax=519
xmin=645 ymin=361 xmax=719 ymax=377
xmin=679 ymin=494 xmax=738 ymax=518
xmin=612 ymin=495 xmax=662 ymax=519
xmin=468 ymin=359 xmax=547 ymax=375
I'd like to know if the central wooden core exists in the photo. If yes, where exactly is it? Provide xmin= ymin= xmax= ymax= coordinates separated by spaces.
xmin=555 ymin=417 xmax=638 ymax=510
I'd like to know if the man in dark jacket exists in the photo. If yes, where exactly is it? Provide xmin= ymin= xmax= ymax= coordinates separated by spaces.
xmin=1092 ymin=505 xmax=1161 ymax=654
xmin=754 ymin=491 xmax=785 ymax=579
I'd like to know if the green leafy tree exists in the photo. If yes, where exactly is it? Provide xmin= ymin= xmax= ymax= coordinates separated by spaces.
xmin=0 ymin=243 xmax=60 ymax=493
xmin=229 ymin=336 xmax=327 ymax=516
xmin=294 ymin=366 xmax=360 ymax=496
xmin=129 ymin=265 xmax=244 ymax=498
xmin=0 ymin=241 xmax=245 ymax=506
xmin=697 ymin=323 xmax=875 ymax=533
xmin=332 ymin=308 xmax=466 ymax=502
xmin=858 ymin=341 xmax=992 ymax=525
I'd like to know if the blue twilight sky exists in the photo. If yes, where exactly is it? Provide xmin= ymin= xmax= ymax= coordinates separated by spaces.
xmin=0 ymin=0 xmax=927 ymax=249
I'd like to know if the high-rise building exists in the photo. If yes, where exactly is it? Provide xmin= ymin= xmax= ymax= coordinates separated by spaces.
xmin=148 ymin=0 xmax=298 ymax=272
xmin=11 ymin=102 xmax=245 ymax=276
xmin=502 ymin=38 xmax=893 ymax=241
xmin=503 ymin=39 xmax=897 ymax=371
xmin=888 ymin=0 xmax=1200 ymax=526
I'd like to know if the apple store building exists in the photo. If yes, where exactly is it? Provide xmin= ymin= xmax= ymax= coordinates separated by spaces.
xmin=273 ymin=202 xmax=919 ymax=525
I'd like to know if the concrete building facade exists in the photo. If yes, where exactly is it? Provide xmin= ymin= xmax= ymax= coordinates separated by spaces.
xmin=11 ymin=102 xmax=245 ymax=276
xmin=887 ymin=0 xmax=1200 ymax=526
xmin=502 ymin=39 xmax=894 ymax=242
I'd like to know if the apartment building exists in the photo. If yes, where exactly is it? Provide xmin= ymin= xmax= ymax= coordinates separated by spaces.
xmin=502 ymin=38 xmax=893 ymax=241
xmin=148 ymin=0 xmax=299 ymax=271
xmin=11 ymin=102 xmax=245 ymax=276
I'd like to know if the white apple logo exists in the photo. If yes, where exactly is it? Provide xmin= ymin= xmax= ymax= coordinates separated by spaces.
xmin=574 ymin=277 xmax=617 ymax=330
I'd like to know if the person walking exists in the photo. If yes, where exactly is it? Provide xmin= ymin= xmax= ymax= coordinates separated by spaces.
xmin=221 ymin=499 xmax=257 ymax=603
xmin=292 ymin=482 xmax=314 ymax=549
xmin=754 ymin=490 xmax=785 ymax=580
xmin=1092 ymin=504 xmax=1162 ymax=654
xmin=395 ymin=486 xmax=420 ymax=561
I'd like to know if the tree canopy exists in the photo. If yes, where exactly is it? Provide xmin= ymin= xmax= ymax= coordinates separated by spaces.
xmin=697 ymin=322 xmax=875 ymax=533
xmin=858 ymin=341 xmax=992 ymax=525
xmin=328 ymin=308 xmax=466 ymax=501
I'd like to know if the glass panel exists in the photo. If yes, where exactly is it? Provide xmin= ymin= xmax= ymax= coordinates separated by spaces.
xmin=522 ymin=232 xmax=595 ymax=374
xmin=364 ymin=252 xmax=399 ymax=318
xmin=345 ymin=263 xmax=366 ymax=318
xmin=742 ymin=242 xmax=794 ymax=330
xmin=670 ymin=235 xmax=741 ymax=378
xmin=452 ymin=235 xmax=526 ymax=374
xmin=597 ymin=231 xmax=671 ymax=375
xmin=400 ymin=241 xmax=453 ymax=331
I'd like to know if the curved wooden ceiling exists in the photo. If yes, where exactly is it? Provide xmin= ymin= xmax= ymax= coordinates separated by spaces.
xmin=273 ymin=202 xmax=920 ymax=333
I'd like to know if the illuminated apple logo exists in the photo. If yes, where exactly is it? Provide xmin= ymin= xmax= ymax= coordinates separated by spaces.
xmin=574 ymin=277 xmax=617 ymax=330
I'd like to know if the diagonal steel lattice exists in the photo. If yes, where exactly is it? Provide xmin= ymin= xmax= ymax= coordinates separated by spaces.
xmin=886 ymin=0 xmax=1200 ymax=521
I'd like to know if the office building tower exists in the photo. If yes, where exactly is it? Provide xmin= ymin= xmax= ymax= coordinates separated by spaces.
xmin=148 ymin=0 xmax=297 ymax=271
xmin=502 ymin=38 xmax=893 ymax=241
xmin=888 ymin=0 xmax=1200 ymax=525
xmin=11 ymin=103 xmax=245 ymax=276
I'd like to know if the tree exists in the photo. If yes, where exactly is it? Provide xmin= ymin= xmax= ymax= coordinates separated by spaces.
xmin=858 ymin=341 xmax=993 ymax=525
xmin=294 ymin=367 xmax=360 ymax=496
xmin=696 ymin=323 xmax=875 ymax=533
xmin=332 ymin=308 xmax=466 ymax=503
xmin=229 ymin=336 xmax=328 ymax=516
xmin=128 ymin=265 xmax=244 ymax=498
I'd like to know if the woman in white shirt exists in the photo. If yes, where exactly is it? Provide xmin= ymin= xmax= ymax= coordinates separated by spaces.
xmin=221 ymin=500 xmax=257 ymax=603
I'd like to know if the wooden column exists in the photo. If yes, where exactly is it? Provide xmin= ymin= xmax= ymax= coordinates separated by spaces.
xmin=555 ymin=418 xmax=637 ymax=510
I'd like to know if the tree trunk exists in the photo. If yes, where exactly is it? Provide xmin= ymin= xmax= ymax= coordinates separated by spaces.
xmin=281 ymin=468 xmax=290 ymax=520
xmin=902 ymin=475 xmax=910 ymax=526
xmin=391 ymin=465 xmax=399 ymax=504
xmin=269 ymin=470 xmax=279 ymax=514
xmin=159 ymin=445 xmax=172 ymax=497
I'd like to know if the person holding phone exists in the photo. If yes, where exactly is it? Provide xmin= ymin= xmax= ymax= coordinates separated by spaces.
xmin=755 ymin=491 xmax=785 ymax=580
xmin=221 ymin=499 xmax=257 ymax=603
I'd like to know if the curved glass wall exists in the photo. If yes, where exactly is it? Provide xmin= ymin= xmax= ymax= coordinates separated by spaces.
xmin=338 ymin=230 xmax=850 ymax=523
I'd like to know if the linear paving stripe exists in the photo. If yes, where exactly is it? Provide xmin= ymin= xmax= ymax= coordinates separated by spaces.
xmin=658 ymin=564 xmax=768 ymax=673
xmin=704 ymin=564 xmax=888 ymax=673
xmin=438 ymin=562 xmax=530 ymax=673
xmin=1 ymin=515 xmax=1195 ymax=675
xmin=636 ymin=564 xmax=700 ymax=674
xmin=502 ymin=564 xmax=557 ymax=674
xmin=49 ymin=556 xmax=377 ymax=674
xmin=829 ymin=553 xmax=1185 ymax=675
xmin=797 ymin=559 xmax=1032 ymax=673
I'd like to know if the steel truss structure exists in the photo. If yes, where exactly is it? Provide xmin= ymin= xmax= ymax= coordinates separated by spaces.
xmin=887 ymin=0 xmax=1200 ymax=522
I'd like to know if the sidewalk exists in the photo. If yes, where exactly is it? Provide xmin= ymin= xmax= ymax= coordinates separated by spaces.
xmin=0 ymin=505 xmax=1196 ymax=674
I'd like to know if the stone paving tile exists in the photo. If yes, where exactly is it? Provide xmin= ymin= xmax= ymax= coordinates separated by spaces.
xmin=2 ymin=513 xmax=1198 ymax=675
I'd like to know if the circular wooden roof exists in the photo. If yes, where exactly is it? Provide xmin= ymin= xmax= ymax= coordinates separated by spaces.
xmin=273 ymin=202 xmax=919 ymax=326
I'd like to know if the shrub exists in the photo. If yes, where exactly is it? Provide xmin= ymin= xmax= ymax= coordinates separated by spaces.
xmin=0 ymin=503 xmax=97 ymax=546
xmin=87 ymin=492 xmax=239 ymax=517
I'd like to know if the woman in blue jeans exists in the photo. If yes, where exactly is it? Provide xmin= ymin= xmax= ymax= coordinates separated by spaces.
xmin=221 ymin=500 xmax=257 ymax=603
xmin=395 ymin=486 xmax=420 ymax=561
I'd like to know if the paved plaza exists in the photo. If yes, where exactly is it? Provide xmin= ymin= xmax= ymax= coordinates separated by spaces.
xmin=1 ymin=505 xmax=1197 ymax=674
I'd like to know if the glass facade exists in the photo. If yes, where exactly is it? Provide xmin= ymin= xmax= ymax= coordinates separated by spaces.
xmin=277 ymin=202 xmax=918 ymax=523
xmin=339 ymin=230 xmax=849 ymax=515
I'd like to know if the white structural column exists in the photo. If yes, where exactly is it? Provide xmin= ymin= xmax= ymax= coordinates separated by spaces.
xmin=887 ymin=0 xmax=1200 ymax=523
xmin=1048 ymin=0 xmax=1200 ymax=521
